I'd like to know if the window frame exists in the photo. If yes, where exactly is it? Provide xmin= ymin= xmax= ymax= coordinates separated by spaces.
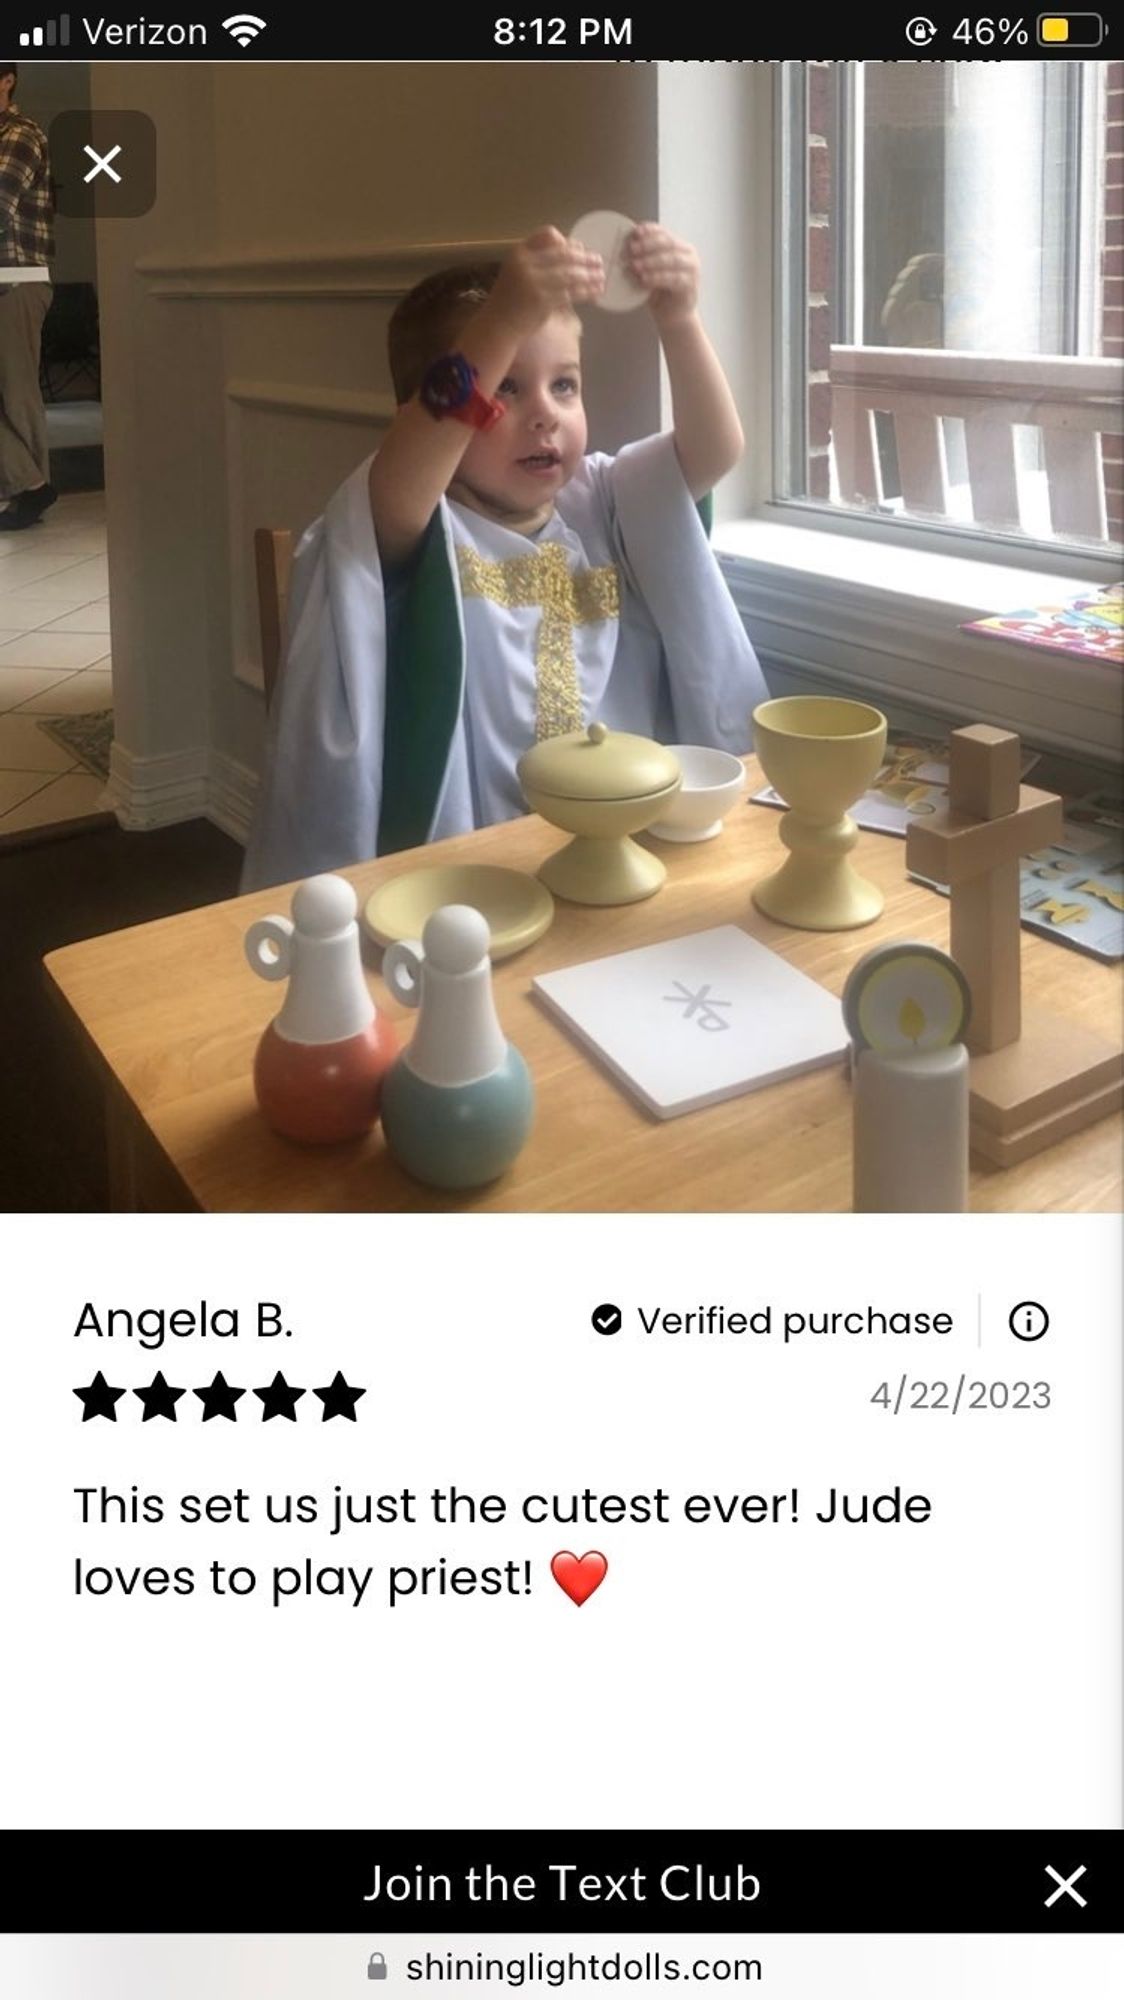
xmin=702 ymin=62 xmax=1122 ymax=770
xmin=771 ymin=60 xmax=1118 ymax=582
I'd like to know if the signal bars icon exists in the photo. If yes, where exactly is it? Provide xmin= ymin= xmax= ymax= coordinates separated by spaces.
xmin=19 ymin=13 xmax=71 ymax=44
xmin=223 ymin=12 xmax=267 ymax=42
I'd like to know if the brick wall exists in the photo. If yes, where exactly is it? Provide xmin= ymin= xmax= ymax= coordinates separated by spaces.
xmin=1104 ymin=60 xmax=1122 ymax=540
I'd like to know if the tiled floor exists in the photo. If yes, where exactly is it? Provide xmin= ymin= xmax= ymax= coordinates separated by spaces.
xmin=0 ymin=489 xmax=112 ymax=836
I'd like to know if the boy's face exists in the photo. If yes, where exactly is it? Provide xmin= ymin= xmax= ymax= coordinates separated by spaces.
xmin=454 ymin=313 xmax=587 ymax=531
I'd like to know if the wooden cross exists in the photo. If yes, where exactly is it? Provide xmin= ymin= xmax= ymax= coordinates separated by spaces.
xmin=905 ymin=726 xmax=1062 ymax=1053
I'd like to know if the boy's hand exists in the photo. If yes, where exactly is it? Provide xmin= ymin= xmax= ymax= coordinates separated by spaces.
xmin=627 ymin=223 xmax=701 ymax=329
xmin=488 ymin=226 xmax=605 ymax=338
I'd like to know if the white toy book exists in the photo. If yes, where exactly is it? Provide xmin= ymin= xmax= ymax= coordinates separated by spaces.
xmin=532 ymin=925 xmax=848 ymax=1119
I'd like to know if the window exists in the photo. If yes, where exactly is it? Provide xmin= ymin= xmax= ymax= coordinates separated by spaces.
xmin=778 ymin=61 xmax=1122 ymax=554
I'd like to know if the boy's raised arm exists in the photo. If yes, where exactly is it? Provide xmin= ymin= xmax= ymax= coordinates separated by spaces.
xmin=627 ymin=224 xmax=745 ymax=502
xmin=368 ymin=228 xmax=603 ymax=569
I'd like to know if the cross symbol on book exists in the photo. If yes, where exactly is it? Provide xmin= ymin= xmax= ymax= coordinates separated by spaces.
xmin=664 ymin=981 xmax=733 ymax=1031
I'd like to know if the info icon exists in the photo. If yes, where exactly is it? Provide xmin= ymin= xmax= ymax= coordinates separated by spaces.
xmin=49 ymin=110 xmax=156 ymax=218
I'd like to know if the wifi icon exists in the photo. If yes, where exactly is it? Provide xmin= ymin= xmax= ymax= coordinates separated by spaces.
xmin=223 ymin=12 xmax=266 ymax=43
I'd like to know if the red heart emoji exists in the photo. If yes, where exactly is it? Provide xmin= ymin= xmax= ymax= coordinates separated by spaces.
xmin=551 ymin=1550 xmax=608 ymax=1606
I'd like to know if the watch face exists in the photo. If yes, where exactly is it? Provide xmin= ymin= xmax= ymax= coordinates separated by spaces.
xmin=423 ymin=353 xmax=474 ymax=412
xmin=842 ymin=941 xmax=971 ymax=1055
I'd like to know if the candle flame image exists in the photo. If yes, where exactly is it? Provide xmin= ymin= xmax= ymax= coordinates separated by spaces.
xmin=845 ymin=944 xmax=970 ymax=1060
xmin=898 ymin=995 xmax=927 ymax=1045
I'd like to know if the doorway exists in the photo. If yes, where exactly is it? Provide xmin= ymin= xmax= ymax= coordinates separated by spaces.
xmin=0 ymin=58 xmax=112 ymax=842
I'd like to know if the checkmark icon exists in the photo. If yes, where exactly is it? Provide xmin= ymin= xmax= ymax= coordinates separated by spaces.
xmin=591 ymin=1302 xmax=623 ymax=1335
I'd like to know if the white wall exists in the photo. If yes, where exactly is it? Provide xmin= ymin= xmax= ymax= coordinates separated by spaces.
xmin=657 ymin=65 xmax=769 ymax=522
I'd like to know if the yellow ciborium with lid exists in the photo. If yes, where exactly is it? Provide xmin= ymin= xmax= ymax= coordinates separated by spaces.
xmin=518 ymin=721 xmax=681 ymax=905
xmin=752 ymin=696 xmax=888 ymax=930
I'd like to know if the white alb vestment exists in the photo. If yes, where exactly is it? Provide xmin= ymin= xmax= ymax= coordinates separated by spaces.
xmin=242 ymin=431 xmax=767 ymax=890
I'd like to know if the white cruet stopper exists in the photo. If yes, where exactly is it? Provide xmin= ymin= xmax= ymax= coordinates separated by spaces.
xmin=383 ymin=904 xmax=507 ymax=1087
xmin=244 ymin=874 xmax=375 ymax=1045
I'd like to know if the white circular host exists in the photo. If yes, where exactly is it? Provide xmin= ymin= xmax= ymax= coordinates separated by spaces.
xmin=570 ymin=209 xmax=647 ymax=312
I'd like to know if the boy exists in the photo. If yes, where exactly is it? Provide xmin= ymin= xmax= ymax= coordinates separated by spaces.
xmin=242 ymin=224 xmax=765 ymax=890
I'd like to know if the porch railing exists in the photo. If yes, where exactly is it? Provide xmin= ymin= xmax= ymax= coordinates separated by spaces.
xmin=828 ymin=346 xmax=1123 ymax=544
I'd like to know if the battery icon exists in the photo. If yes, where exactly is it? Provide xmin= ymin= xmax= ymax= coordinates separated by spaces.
xmin=1037 ymin=12 xmax=1105 ymax=43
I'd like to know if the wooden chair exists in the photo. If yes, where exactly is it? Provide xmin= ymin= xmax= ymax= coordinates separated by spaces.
xmin=253 ymin=527 xmax=294 ymax=708
xmin=829 ymin=346 xmax=1123 ymax=542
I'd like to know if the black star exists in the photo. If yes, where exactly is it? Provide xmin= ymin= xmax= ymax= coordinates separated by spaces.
xmin=74 ymin=1371 xmax=126 ymax=1422
xmin=254 ymin=1371 xmax=305 ymax=1421
xmin=194 ymin=1371 xmax=246 ymax=1422
xmin=313 ymin=1370 xmax=366 ymax=1422
xmin=134 ymin=1371 xmax=186 ymax=1421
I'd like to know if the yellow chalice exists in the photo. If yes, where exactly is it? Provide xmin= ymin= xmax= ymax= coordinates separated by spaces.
xmin=752 ymin=696 xmax=888 ymax=930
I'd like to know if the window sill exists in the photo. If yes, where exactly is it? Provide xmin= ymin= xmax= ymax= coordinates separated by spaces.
xmin=712 ymin=515 xmax=1122 ymax=767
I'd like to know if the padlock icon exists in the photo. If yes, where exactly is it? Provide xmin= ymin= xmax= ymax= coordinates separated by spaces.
xmin=368 ymin=1952 xmax=388 ymax=1981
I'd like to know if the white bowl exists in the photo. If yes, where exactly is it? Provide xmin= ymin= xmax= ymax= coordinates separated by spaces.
xmin=647 ymin=745 xmax=746 ymax=842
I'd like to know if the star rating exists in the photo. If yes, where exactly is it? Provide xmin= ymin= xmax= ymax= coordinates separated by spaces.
xmin=73 ymin=1370 xmax=126 ymax=1422
xmin=134 ymin=1370 xmax=186 ymax=1421
xmin=72 ymin=1369 xmax=366 ymax=1422
xmin=194 ymin=1372 xmax=245 ymax=1422
xmin=314 ymin=1370 xmax=367 ymax=1422
xmin=254 ymin=1371 xmax=306 ymax=1421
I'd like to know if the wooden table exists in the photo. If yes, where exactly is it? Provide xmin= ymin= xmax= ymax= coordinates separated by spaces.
xmin=45 ymin=762 xmax=1123 ymax=1212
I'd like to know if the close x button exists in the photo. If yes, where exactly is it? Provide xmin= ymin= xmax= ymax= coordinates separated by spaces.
xmin=48 ymin=111 xmax=156 ymax=218
xmin=1044 ymin=1862 xmax=1088 ymax=1909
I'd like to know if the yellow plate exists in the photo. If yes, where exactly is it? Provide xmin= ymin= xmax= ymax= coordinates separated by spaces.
xmin=362 ymin=864 xmax=554 ymax=962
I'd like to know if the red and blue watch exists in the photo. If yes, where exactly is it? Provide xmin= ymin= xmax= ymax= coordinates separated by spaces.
xmin=419 ymin=352 xmax=505 ymax=430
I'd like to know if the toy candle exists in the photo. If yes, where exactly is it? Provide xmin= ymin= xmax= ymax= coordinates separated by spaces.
xmin=843 ymin=942 xmax=972 ymax=1213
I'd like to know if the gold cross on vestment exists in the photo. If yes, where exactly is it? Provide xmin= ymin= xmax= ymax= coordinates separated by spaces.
xmin=456 ymin=541 xmax=620 ymax=740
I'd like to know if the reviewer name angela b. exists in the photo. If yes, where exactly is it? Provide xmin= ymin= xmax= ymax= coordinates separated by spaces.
xmin=72 ymin=1300 xmax=293 ymax=1346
